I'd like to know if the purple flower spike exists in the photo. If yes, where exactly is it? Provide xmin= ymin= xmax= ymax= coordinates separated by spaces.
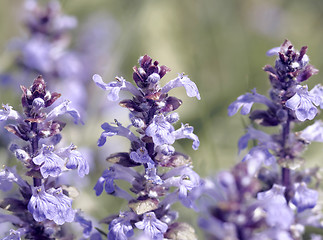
xmin=48 ymin=187 xmax=75 ymax=224
xmin=228 ymin=89 xmax=274 ymax=116
xmin=28 ymin=185 xmax=59 ymax=223
xmin=0 ymin=104 xmax=20 ymax=122
xmin=32 ymin=144 xmax=65 ymax=178
xmin=98 ymin=121 xmax=140 ymax=147
xmin=292 ymin=182 xmax=318 ymax=212
xmin=285 ymin=85 xmax=321 ymax=121
xmin=46 ymin=100 xmax=83 ymax=124
xmin=130 ymin=147 xmax=153 ymax=164
xmin=135 ymin=212 xmax=168 ymax=240
xmin=57 ymin=144 xmax=89 ymax=177
xmin=146 ymin=115 xmax=175 ymax=146
xmin=173 ymin=123 xmax=200 ymax=150
xmin=92 ymin=74 xmax=142 ymax=101
xmin=108 ymin=212 xmax=134 ymax=240
xmin=161 ymin=73 xmax=201 ymax=100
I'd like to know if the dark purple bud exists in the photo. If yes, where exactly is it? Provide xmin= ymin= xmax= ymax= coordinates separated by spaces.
xmin=296 ymin=65 xmax=319 ymax=82
xmin=161 ymin=96 xmax=183 ymax=113
xmin=45 ymin=92 xmax=61 ymax=107
xmin=298 ymin=46 xmax=308 ymax=61
xmin=249 ymin=110 xmax=280 ymax=126
xmin=133 ymin=66 xmax=144 ymax=85
xmin=159 ymin=65 xmax=171 ymax=78
xmin=140 ymin=55 xmax=153 ymax=70
xmin=147 ymin=65 xmax=159 ymax=76
xmin=0 ymin=198 xmax=27 ymax=212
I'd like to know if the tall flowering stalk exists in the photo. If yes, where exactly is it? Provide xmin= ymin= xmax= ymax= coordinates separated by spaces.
xmin=197 ymin=40 xmax=323 ymax=239
xmin=0 ymin=76 xmax=89 ymax=239
xmin=93 ymin=55 xmax=201 ymax=239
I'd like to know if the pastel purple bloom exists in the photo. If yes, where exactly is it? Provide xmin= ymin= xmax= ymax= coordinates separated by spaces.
xmin=20 ymin=36 xmax=53 ymax=73
xmin=98 ymin=121 xmax=140 ymax=147
xmin=75 ymin=213 xmax=92 ymax=238
xmin=266 ymin=46 xmax=281 ymax=56
xmin=57 ymin=144 xmax=89 ymax=177
xmin=300 ymin=120 xmax=323 ymax=142
xmin=135 ymin=212 xmax=168 ymax=240
xmin=165 ymin=112 xmax=179 ymax=124
xmin=238 ymin=127 xmax=277 ymax=153
xmin=94 ymin=165 xmax=137 ymax=199
xmin=130 ymin=147 xmax=153 ymax=164
xmin=46 ymin=100 xmax=83 ymax=124
xmin=147 ymin=73 xmax=160 ymax=84
xmin=2 ymin=229 xmax=25 ymax=240
xmin=0 ymin=168 xmax=17 ymax=192
xmin=228 ymin=89 xmax=274 ymax=116
xmin=292 ymin=182 xmax=318 ymax=212
xmin=162 ymin=166 xmax=200 ymax=208
xmin=161 ymin=73 xmax=201 ymax=100
xmin=257 ymin=185 xmax=294 ymax=230
xmin=242 ymin=146 xmax=276 ymax=167
xmin=285 ymin=85 xmax=321 ymax=121
xmin=163 ymin=166 xmax=200 ymax=198
xmin=0 ymin=167 xmax=29 ymax=192
xmin=92 ymin=74 xmax=142 ymax=101
xmin=146 ymin=115 xmax=175 ymax=146
xmin=265 ymin=202 xmax=294 ymax=230
xmin=173 ymin=123 xmax=200 ymax=150
xmin=47 ymin=187 xmax=75 ymax=224
xmin=108 ymin=212 xmax=134 ymax=240
xmin=257 ymin=184 xmax=286 ymax=205
xmin=28 ymin=185 xmax=59 ymax=223
xmin=32 ymin=144 xmax=65 ymax=178
xmin=145 ymin=162 xmax=163 ymax=185
xmin=252 ymin=228 xmax=293 ymax=240
xmin=0 ymin=104 xmax=20 ymax=122
xmin=310 ymin=84 xmax=323 ymax=109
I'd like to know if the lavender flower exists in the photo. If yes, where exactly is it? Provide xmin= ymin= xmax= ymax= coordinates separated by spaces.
xmin=93 ymin=55 xmax=200 ymax=239
xmin=135 ymin=212 xmax=168 ymax=240
xmin=0 ymin=76 xmax=88 ymax=239
xmin=32 ymin=144 xmax=65 ymax=178
xmin=197 ymin=40 xmax=323 ymax=240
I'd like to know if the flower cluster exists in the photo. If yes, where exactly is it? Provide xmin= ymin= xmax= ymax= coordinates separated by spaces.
xmin=197 ymin=40 xmax=323 ymax=239
xmin=93 ymin=55 xmax=201 ymax=239
xmin=0 ymin=76 xmax=89 ymax=239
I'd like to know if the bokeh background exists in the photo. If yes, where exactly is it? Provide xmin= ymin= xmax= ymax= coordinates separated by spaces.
xmin=1 ymin=0 xmax=323 ymax=238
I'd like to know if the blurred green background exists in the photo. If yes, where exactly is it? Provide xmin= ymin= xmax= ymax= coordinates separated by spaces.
xmin=1 ymin=0 xmax=323 ymax=238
